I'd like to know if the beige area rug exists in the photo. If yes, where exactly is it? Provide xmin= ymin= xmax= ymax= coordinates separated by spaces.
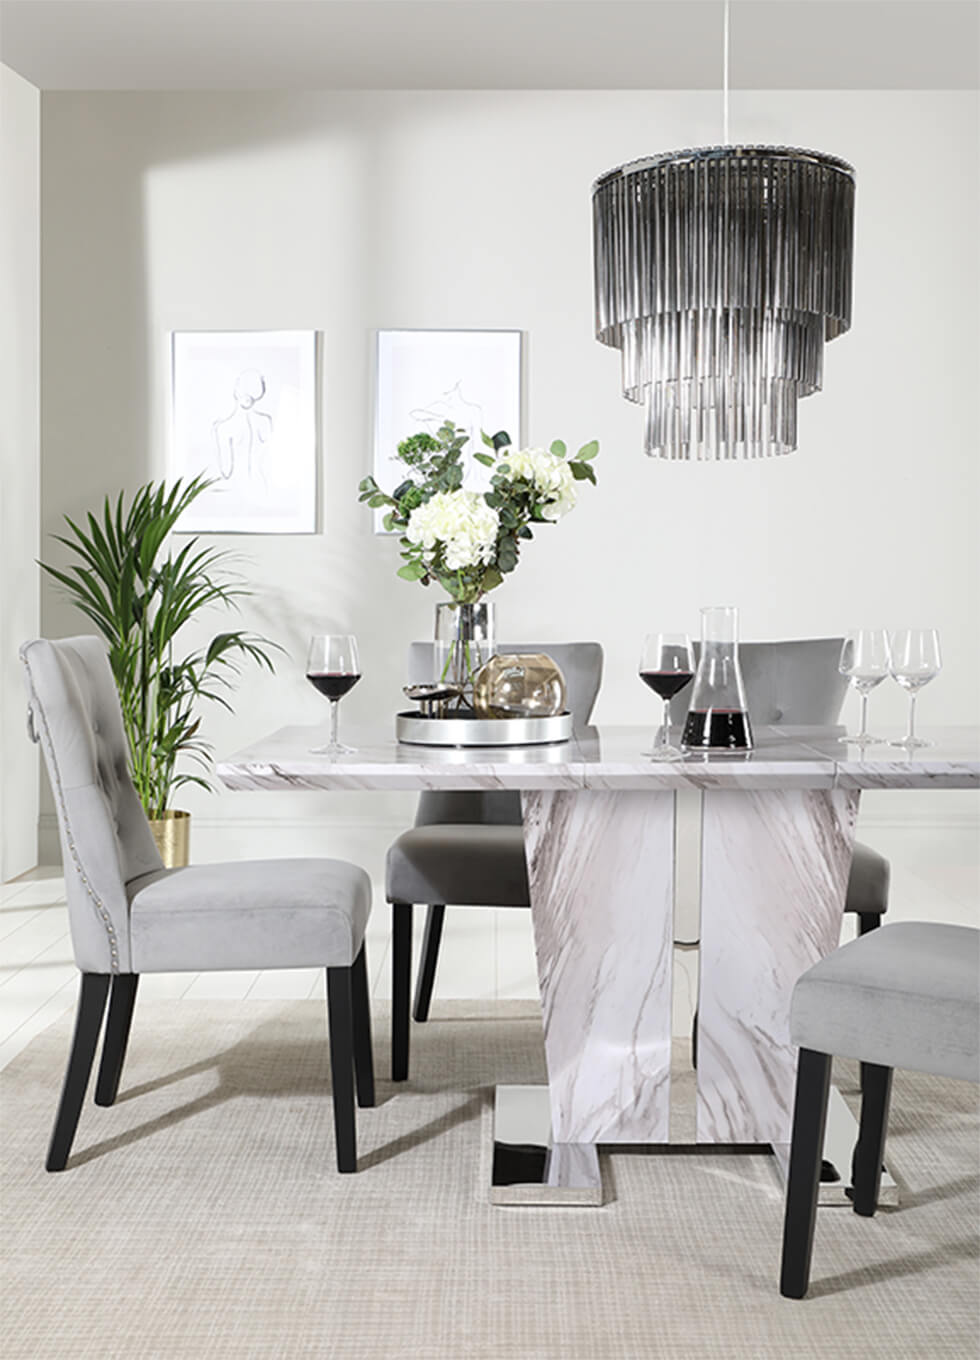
xmin=1 ymin=999 xmax=977 ymax=1360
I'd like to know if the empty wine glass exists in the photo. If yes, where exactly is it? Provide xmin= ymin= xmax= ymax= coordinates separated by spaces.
xmin=639 ymin=633 xmax=695 ymax=760
xmin=889 ymin=628 xmax=941 ymax=749
xmin=839 ymin=630 xmax=891 ymax=747
xmin=307 ymin=635 xmax=361 ymax=755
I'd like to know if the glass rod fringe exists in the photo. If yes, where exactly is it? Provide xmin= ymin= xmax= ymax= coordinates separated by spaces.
xmin=592 ymin=146 xmax=855 ymax=459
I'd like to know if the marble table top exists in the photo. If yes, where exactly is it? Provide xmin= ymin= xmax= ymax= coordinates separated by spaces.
xmin=217 ymin=724 xmax=980 ymax=793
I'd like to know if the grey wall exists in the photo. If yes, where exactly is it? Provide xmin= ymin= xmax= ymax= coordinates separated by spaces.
xmin=38 ymin=89 xmax=980 ymax=866
xmin=1 ymin=64 xmax=40 ymax=880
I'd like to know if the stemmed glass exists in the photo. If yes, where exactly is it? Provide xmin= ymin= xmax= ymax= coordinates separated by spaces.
xmin=639 ymin=633 xmax=695 ymax=760
xmin=838 ymin=630 xmax=891 ymax=747
xmin=889 ymin=628 xmax=941 ymax=749
xmin=306 ymin=635 xmax=361 ymax=755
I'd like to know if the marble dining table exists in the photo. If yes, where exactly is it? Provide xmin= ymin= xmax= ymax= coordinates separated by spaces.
xmin=218 ymin=723 xmax=979 ymax=1201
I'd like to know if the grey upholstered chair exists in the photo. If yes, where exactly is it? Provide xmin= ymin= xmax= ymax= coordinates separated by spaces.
xmin=780 ymin=922 xmax=980 ymax=1298
xmin=387 ymin=641 xmax=603 ymax=1080
xmin=21 ymin=637 xmax=374 ymax=1173
xmin=671 ymin=637 xmax=891 ymax=937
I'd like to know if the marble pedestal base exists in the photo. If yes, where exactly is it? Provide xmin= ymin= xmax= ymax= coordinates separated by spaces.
xmin=522 ymin=789 xmax=675 ymax=1144
xmin=697 ymin=788 xmax=859 ymax=1144
xmin=517 ymin=785 xmax=860 ymax=1184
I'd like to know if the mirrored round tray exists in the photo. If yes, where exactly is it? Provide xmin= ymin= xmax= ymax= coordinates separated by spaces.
xmin=396 ymin=710 xmax=573 ymax=747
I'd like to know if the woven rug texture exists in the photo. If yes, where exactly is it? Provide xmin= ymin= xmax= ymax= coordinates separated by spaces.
xmin=1 ymin=998 xmax=977 ymax=1359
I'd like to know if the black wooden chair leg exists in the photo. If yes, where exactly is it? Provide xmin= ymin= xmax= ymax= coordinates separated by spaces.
xmin=94 ymin=973 xmax=139 ymax=1107
xmin=350 ymin=946 xmax=375 ymax=1109
xmin=691 ymin=1006 xmax=698 ymax=1069
xmin=391 ymin=902 xmax=412 ymax=1081
xmin=413 ymin=903 xmax=446 ymax=1022
xmin=780 ymin=1047 xmax=833 ymax=1299
xmin=852 ymin=1062 xmax=893 ymax=1217
xmin=47 ymin=973 xmax=111 ymax=1172
xmin=326 ymin=965 xmax=357 ymax=1173
xmin=855 ymin=913 xmax=882 ymax=1097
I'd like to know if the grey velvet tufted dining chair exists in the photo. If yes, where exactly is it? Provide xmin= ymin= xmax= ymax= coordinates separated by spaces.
xmin=780 ymin=921 xmax=980 ymax=1298
xmin=387 ymin=641 xmax=603 ymax=1080
xmin=21 ymin=636 xmax=375 ymax=1173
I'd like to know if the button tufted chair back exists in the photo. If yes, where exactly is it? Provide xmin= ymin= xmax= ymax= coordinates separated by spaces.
xmin=669 ymin=637 xmax=849 ymax=728
xmin=406 ymin=641 xmax=603 ymax=828
xmin=21 ymin=637 xmax=163 ymax=974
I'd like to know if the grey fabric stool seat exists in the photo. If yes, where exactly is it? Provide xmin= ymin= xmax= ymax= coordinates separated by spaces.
xmin=387 ymin=641 xmax=602 ymax=1080
xmin=22 ymin=637 xmax=375 ymax=1174
xmin=780 ymin=921 xmax=980 ymax=1298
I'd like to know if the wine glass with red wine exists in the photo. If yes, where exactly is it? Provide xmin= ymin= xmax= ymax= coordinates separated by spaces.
xmin=307 ymin=635 xmax=361 ymax=755
xmin=639 ymin=633 xmax=695 ymax=760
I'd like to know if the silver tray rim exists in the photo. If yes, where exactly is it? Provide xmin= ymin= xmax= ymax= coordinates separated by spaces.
xmin=396 ymin=710 xmax=573 ymax=747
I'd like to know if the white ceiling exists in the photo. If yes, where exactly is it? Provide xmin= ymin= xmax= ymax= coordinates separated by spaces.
xmin=1 ymin=0 xmax=977 ymax=91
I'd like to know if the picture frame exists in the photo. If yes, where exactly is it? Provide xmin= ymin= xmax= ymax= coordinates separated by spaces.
xmin=170 ymin=330 xmax=318 ymax=534
xmin=373 ymin=329 xmax=523 ymax=533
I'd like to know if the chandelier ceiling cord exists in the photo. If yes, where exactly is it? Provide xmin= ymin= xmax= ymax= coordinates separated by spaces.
xmin=592 ymin=3 xmax=855 ymax=461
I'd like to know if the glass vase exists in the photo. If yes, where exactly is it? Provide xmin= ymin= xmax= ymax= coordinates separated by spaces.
xmin=434 ymin=601 xmax=496 ymax=701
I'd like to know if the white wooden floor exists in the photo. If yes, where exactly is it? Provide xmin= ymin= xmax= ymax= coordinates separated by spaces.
xmin=2 ymin=818 xmax=976 ymax=1074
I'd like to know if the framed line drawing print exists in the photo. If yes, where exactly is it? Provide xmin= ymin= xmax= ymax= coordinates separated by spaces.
xmin=170 ymin=330 xmax=318 ymax=533
xmin=373 ymin=329 xmax=523 ymax=532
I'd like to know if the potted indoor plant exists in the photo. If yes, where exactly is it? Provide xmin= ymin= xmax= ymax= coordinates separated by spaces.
xmin=41 ymin=477 xmax=280 ymax=865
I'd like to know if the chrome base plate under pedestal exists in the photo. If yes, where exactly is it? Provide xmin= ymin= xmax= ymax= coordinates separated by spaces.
xmin=772 ymin=1084 xmax=899 ymax=1208
xmin=489 ymin=1083 xmax=897 ymax=1210
xmin=490 ymin=1086 xmax=602 ymax=1207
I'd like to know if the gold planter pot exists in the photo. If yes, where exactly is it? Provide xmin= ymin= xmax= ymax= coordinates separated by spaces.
xmin=149 ymin=810 xmax=190 ymax=868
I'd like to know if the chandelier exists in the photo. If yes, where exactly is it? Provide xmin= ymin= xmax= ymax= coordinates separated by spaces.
xmin=591 ymin=2 xmax=856 ymax=462
xmin=592 ymin=147 xmax=855 ymax=461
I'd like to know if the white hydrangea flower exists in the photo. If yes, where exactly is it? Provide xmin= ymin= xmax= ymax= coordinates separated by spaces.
xmin=502 ymin=447 xmax=578 ymax=522
xmin=406 ymin=490 xmax=500 ymax=570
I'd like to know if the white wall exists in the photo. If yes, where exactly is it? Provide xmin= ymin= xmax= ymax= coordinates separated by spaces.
xmin=39 ymin=90 xmax=979 ymax=868
xmin=0 ymin=64 xmax=40 ymax=880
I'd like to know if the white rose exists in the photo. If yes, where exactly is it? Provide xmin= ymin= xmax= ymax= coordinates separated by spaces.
xmin=406 ymin=490 xmax=500 ymax=570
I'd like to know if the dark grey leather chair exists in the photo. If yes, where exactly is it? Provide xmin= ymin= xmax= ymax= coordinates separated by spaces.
xmin=670 ymin=637 xmax=891 ymax=938
xmin=780 ymin=922 xmax=980 ymax=1298
xmin=22 ymin=637 xmax=375 ymax=1173
xmin=387 ymin=641 xmax=603 ymax=1080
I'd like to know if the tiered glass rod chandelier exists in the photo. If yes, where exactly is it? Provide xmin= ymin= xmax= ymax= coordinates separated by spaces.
xmin=591 ymin=13 xmax=855 ymax=460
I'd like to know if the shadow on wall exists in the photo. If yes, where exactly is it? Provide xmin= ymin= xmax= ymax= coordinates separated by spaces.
xmin=41 ymin=92 xmax=420 ymax=716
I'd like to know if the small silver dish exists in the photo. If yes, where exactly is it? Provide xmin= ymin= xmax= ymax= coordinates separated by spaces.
xmin=403 ymin=684 xmax=464 ymax=718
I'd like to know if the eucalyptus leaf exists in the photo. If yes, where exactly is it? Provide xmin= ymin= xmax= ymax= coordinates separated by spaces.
xmin=550 ymin=439 xmax=567 ymax=457
xmin=577 ymin=439 xmax=599 ymax=461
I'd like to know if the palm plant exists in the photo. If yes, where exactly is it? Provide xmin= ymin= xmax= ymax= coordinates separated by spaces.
xmin=41 ymin=478 xmax=280 ymax=818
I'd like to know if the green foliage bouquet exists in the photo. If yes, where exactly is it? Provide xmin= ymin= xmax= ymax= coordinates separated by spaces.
xmin=358 ymin=423 xmax=599 ymax=603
